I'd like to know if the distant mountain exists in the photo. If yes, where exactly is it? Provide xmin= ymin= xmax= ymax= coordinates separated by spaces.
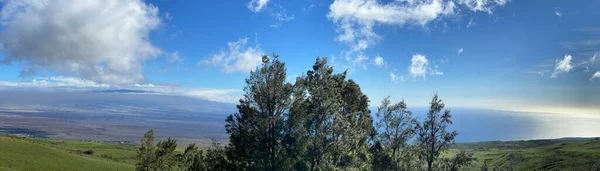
xmin=93 ymin=89 xmax=154 ymax=94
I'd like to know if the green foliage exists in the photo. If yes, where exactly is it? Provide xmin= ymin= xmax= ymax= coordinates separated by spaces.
xmin=180 ymin=144 xmax=204 ymax=171
xmin=287 ymin=57 xmax=373 ymax=170
xmin=372 ymin=97 xmax=419 ymax=170
xmin=137 ymin=129 xmax=156 ymax=171
xmin=204 ymin=139 xmax=230 ymax=170
xmin=225 ymin=54 xmax=293 ymax=170
xmin=152 ymin=138 xmax=178 ymax=170
xmin=417 ymin=93 xmax=460 ymax=171
xmin=436 ymin=150 xmax=476 ymax=171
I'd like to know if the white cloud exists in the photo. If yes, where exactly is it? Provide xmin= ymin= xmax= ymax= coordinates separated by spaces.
xmin=390 ymin=72 xmax=398 ymax=81
xmin=0 ymin=76 xmax=109 ymax=89
xmin=327 ymin=0 xmax=508 ymax=73
xmin=466 ymin=18 xmax=475 ymax=28
xmin=0 ymin=76 xmax=242 ymax=103
xmin=389 ymin=72 xmax=405 ymax=82
xmin=409 ymin=54 xmax=429 ymax=78
xmin=327 ymin=0 xmax=509 ymax=62
xmin=349 ymin=54 xmax=369 ymax=70
xmin=555 ymin=11 xmax=562 ymax=17
xmin=373 ymin=56 xmax=385 ymax=67
xmin=328 ymin=0 xmax=456 ymax=56
xmin=0 ymin=0 xmax=162 ymax=85
xmin=591 ymin=71 xmax=600 ymax=81
xmin=269 ymin=5 xmax=294 ymax=28
xmin=164 ymin=12 xmax=173 ymax=20
xmin=551 ymin=54 xmax=574 ymax=78
xmin=247 ymin=0 xmax=269 ymax=13
xmin=204 ymin=38 xmax=264 ymax=73
xmin=457 ymin=48 xmax=464 ymax=55
xmin=457 ymin=0 xmax=510 ymax=13
xmin=166 ymin=51 xmax=184 ymax=64
xmin=431 ymin=65 xmax=444 ymax=75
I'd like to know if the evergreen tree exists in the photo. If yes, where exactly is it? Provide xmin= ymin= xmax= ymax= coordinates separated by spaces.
xmin=224 ymin=54 xmax=293 ymax=170
xmin=181 ymin=144 xmax=204 ymax=171
xmin=416 ymin=93 xmax=459 ymax=171
xmin=288 ymin=58 xmax=372 ymax=170
xmin=205 ymin=139 xmax=230 ymax=170
xmin=152 ymin=138 xmax=178 ymax=170
xmin=137 ymin=129 xmax=156 ymax=171
xmin=373 ymin=97 xmax=419 ymax=170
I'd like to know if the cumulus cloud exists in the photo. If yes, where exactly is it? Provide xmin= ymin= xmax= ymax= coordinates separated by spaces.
xmin=0 ymin=0 xmax=162 ymax=85
xmin=203 ymin=38 xmax=264 ymax=73
xmin=551 ymin=54 xmax=574 ymax=78
xmin=373 ymin=56 xmax=385 ymax=67
xmin=327 ymin=0 xmax=508 ymax=69
xmin=247 ymin=0 xmax=269 ymax=13
xmin=591 ymin=71 xmax=600 ymax=81
xmin=328 ymin=0 xmax=455 ymax=54
xmin=409 ymin=54 xmax=429 ymax=78
xmin=166 ymin=51 xmax=184 ymax=64
xmin=457 ymin=48 xmax=464 ymax=55
xmin=406 ymin=53 xmax=445 ymax=79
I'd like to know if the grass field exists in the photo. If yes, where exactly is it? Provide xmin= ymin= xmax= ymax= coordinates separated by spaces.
xmin=451 ymin=139 xmax=600 ymax=171
xmin=1 ymin=134 xmax=600 ymax=170
xmin=0 ymin=135 xmax=137 ymax=171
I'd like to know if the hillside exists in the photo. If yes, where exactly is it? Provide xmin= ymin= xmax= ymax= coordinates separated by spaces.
xmin=0 ymin=135 xmax=136 ymax=171
xmin=1 ymin=134 xmax=600 ymax=170
xmin=452 ymin=139 xmax=600 ymax=171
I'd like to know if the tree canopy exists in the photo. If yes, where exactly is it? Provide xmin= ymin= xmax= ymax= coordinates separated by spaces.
xmin=136 ymin=55 xmax=474 ymax=171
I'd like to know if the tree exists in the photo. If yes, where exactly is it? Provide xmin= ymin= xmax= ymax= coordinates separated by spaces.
xmin=436 ymin=150 xmax=476 ymax=171
xmin=136 ymin=130 xmax=185 ymax=171
xmin=205 ymin=138 xmax=230 ymax=170
xmin=372 ymin=97 xmax=419 ymax=170
xmin=288 ymin=58 xmax=373 ymax=170
xmin=137 ymin=129 xmax=156 ymax=171
xmin=152 ymin=138 xmax=178 ymax=170
xmin=416 ymin=93 xmax=459 ymax=171
xmin=180 ymin=143 xmax=204 ymax=171
xmin=225 ymin=54 xmax=293 ymax=170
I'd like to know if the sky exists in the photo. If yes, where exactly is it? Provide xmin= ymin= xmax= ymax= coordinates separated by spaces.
xmin=0 ymin=0 xmax=598 ymax=115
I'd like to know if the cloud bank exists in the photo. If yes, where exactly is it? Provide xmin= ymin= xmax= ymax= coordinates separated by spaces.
xmin=0 ymin=76 xmax=242 ymax=103
xmin=0 ymin=0 xmax=162 ymax=85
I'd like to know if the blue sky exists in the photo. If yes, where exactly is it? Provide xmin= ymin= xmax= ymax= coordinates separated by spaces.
xmin=0 ymin=0 xmax=598 ymax=115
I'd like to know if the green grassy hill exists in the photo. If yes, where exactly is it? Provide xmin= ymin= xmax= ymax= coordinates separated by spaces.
xmin=452 ymin=139 xmax=600 ymax=171
xmin=1 ymin=134 xmax=600 ymax=170
xmin=0 ymin=135 xmax=137 ymax=171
